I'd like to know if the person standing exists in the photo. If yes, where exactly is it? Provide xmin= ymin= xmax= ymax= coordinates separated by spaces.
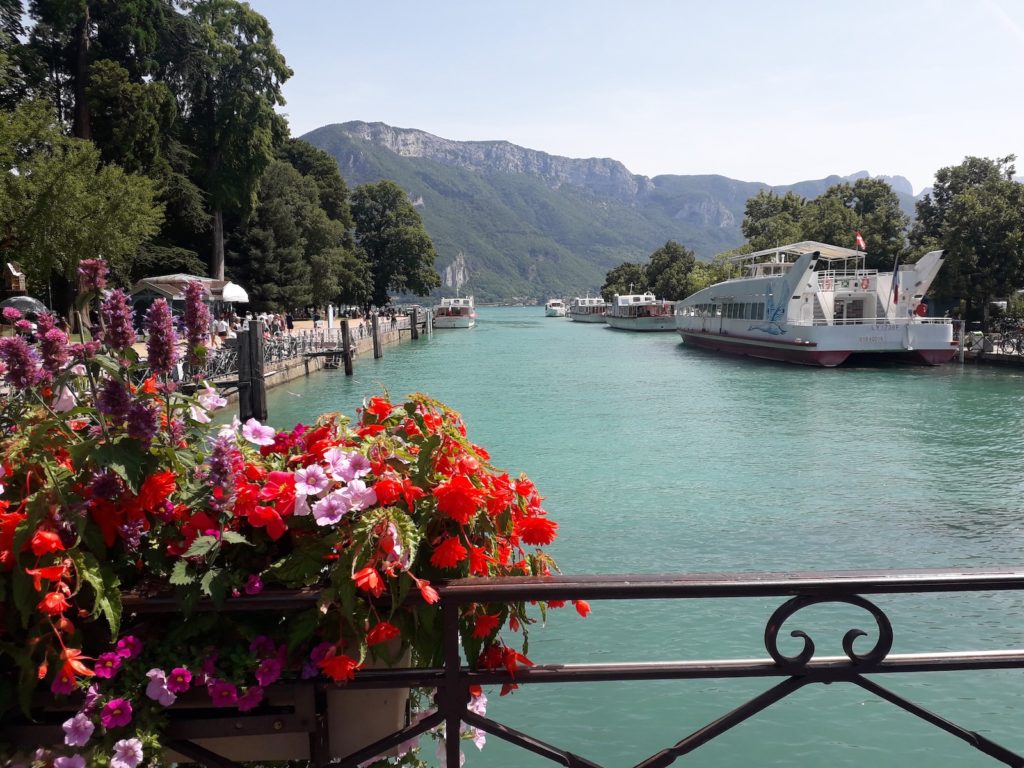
xmin=285 ymin=311 xmax=294 ymax=334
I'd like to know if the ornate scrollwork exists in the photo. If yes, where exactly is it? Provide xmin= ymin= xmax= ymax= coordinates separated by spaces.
xmin=764 ymin=594 xmax=893 ymax=668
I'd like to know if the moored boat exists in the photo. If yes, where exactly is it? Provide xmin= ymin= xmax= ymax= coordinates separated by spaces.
xmin=544 ymin=299 xmax=567 ymax=317
xmin=432 ymin=296 xmax=476 ymax=329
xmin=568 ymin=296 xmax=608 ymax=323
xmin=605 ymin=292 xmax=675 ymax=331
xmin=674 ymin=240 xmax=956 ymax=366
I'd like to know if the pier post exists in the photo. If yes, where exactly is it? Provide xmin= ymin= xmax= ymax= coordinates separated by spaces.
xmin=372 ymin=314 xmax=382 ymax=359
xmin=247 ymin=320 xmax=267 ymax=421
xmin=237 ymin=330 xmax=252 ymax=422
xmin=411 ymin=308 xmax=419 ymax=340
xmin=341 ymin=319 xmax=354 ymax=376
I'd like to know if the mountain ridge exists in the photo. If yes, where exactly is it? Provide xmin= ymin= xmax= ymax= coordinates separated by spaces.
xmin=302 ymin=121 xmax=920 ymax=302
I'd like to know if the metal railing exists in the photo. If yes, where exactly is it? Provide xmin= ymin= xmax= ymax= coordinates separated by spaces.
xmin=334 ymin=567 xmax=1024 ymax=768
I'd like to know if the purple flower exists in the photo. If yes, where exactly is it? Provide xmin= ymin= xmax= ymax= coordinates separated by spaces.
xmin=294 ymin=464 xmax=329 ymax=496
xmin=62 ymin=713 xmax=94 ymax=747
xmin=145 ymin=668 xmax=176 ymax=706
xmin=144 ymin=299 xmax=178 ymax=375
xmin=244 ymin=574 xmax=264 ymax=595
xmin=50 ymin=669 xmax=76 ymax=696
xmin=249 ymin=635 xmax=276 ymax=658
xmin=89 ymin=470 xmax=123 ymax=500
xmin=77 ymin=258 xmax=108 ymax=292
xmin=99 ymin=698 xmax=133 ymax=728
xmin=341 ymin=479 xmax=377 ymax=513
xmin=2 ymin=306 xmax=22 ymax=322
xmin=166 ymin=667 xmax=192 ymax=693
xmin=94 ymin=652 xmax=122 ymax=679
xmin=207 ymin=679 xmax=238 ymax=707
xmin=205 ymin=434 xmax=238 ymax=513
xmin=0 ymin=336 xmax=41 ymax=389
xmin=116 ymin=635 xmax=142 ymax=659
xmin=52 ymin=385 xmax=77 ymax=412
xmin=255 ymin=657 xmax=282 ymax=687
xmin=68 ymin=341 xmax=101 ymax=361
xmin=312 ymin=490 xmax=351 ymax=526
xmin=110 ymin=738 xmax=144 ymax=768
xmin=126 ymin=400 xmax=159 ymax=443
xmin=242 ymin=418 xmax=276 ymax=446
xmin=97 ymin=377 xmax=131 ymax=421
xmin=183 ymin=282 xmax=211 ymax=367
xmin=54 ymin=756 xmax=86 ymax=768
xmin=324 ymin=447 xmax=371 ymax=482
xmin=39 ymin=327 xmax=69 ymax=376
xmin=13 ymin=319 xmax=32 ymax=334
xmin=101 ymin=290 xmax=136 ymax=351
xmin=198 ymin=385 xmax=227 ymax=411
xmin=302 ymin=641 xmax=334 ymax=679
xmin=237 ymin=685 xmax=265 ymax=712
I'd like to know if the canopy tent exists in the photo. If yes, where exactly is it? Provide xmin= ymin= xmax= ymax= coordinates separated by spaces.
xmin=130 ymin=274 xmax=249 ymax=304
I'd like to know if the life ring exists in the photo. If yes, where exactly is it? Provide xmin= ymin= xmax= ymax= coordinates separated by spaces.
xmin=860 ymin=277 xmax=869 ymax=289
xmin=823 ymin=278 xmax=833 ymax=290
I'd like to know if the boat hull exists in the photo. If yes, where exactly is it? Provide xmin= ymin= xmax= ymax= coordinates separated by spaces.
xmin=606 ymin=315 xmax=675 ymax=332
xmin=569 ymin=312 xmax=607 ymax=323
xmin=678 ymin=324 xmax=957 ymax=367
xmin=545 ymin=308 xmax=567 ymax=317
xmin=433 ymin=315 xmax=476 ymax=329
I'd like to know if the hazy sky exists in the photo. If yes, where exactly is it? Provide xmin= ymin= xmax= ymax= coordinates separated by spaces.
xmin=247 ymin=0 xmax=1024 ymax=195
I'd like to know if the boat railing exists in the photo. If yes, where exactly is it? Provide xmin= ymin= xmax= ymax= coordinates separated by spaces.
xmin=792 ymin=316 xmax=954 ymax=327
xmin=151 ymin=567 xmax=1024 ymax=767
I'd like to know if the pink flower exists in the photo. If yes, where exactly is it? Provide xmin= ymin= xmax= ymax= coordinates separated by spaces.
xmin=62 ymin=713 xmax=94 ymax=747
xmin=207 ymin=679 xmax=238 ymax=707
xmin=50 ymin=669 xmax=76 ymax=696
xmin=166 ymin=667 xmax=192 ymax=694
xmin=198 ymin=385 xmax=227 ymax=411
xmin=237 ymin=685 xmax=265 ymax=712
xmin=323 ymin=447 xmax=371 ymax=482
xmin=145 ymin=669 xmax=176 ymax=706
xmin=116 ymin=635 xmax=143 ymax=658
xmin=242 ymin=418 xmax=276 ymax=446
xmin=95 ymin=652 xmax=122 ymax=679
xmin=255 ymin=657 xmax=282 ymax=687
xmin=110 ymin=737 xmax=143 ymax=768
xmin=100 ymin=698 xmax=133 ymax=728
xmin=54 ymin=756 xmax=86 ymax=768
xmin=312 ymin=490 xmax=351 ymax=526
xmin=341 ymin=479 xmax=377 ymax=512
xmin=294 ymin=464 xmax=329 ymax=496
xmin=244 ymin=574 xmax=264 ymax=595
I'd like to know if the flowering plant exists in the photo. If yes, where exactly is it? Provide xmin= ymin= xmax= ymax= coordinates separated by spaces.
xmin=0 ymin=262 xmax=579 ymax=767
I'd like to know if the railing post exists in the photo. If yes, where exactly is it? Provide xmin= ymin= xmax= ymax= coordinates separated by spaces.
xmin=372 ymin=314 xmax=382 ymax=359
xmin=442 ymin=600 xmax=463 ymax=768
xmin=341 ymin=319 xmax=353 ymax=376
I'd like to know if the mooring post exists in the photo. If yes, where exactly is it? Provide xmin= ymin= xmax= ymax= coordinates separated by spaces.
xmin=341 ymin=319 xmax=354 ymax=375
xmin=372 ymin=314 xmax=382 ymax=359
xmin=410 ymin=308 xmax=419 ymax=340
xmin=237 ymin=330 xmax=252 ymax=422
xmin=248 ymin=319 xmax=268 ymax=421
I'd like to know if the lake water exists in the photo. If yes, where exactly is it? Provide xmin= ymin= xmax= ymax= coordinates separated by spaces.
xmin=265 ymin=307 xmax=1024 ymax=768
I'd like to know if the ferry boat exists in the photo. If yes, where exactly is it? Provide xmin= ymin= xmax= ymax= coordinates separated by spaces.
xmin=544 ymin=299 xmax=567 ymax=317
xmin=605 ymin=292 xmax=676 ymax=331
xmin=674 ymin=240 xmax=956 ymax=366
xmin=432 ymin=296 xmax=476 ymax=329
xmin=568 ymin=295 xmax=608 ymax=323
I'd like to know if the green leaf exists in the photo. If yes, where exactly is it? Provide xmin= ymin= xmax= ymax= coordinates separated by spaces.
xmin=220 ymin=531 xmax=251 ymax=546
xmin=183 ymin=535 xmax=219 ymax=559
xmin=199 ymin=567 xmax=222 ymax=597
xmin=170 ymin=560 xmax=195 ymax=586
xmin=267 ymin=535 xmax=335 ymax=587
xmin=75 ymin=552 xmax=122 ymax=637
xmin=88 ymin=439 xmax=150 ymax=493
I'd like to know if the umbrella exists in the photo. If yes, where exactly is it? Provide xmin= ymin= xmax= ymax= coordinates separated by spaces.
xmin=0 ymin=296 xmax=49 ymax=317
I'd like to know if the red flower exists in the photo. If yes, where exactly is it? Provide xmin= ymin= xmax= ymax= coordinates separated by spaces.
xmin=356 ymin=424 xmax=387 ymax=438
xmin=472 ymin=613 xmax=501 ymax=639
xmin=60 ymin=648 xmax=94 ymax=678
xmin=353 ymin=566 xmax=385 ymax=598
xmin=373 ymin=477 xmax=402 ymax=507
xmin=247 ymin=505 xmax=287 ymax=541
xmin=516 ymin=516 xmax=559 ymax=546
xmin=433 ymin=474 xmax=484 ymax=525
xmin=137 ymin=470 xmax=176 ymax=512
xmin=319 ymin=653 xmax=360 ymax=682
xmin=38 ymin=590 xmax=70 ymax=615
xmin=366 ymin=621 xmax=401 ymax=646
xmin=24 ymin=563 xmax=68 ymax=591
xmin=468 ymin=545 xmax=494 ymax=577
xmin=260 ymin=471 xmax=296 ymax=517
xmin=417 ymin=579 xmax=440 ymax=605
xmin=30 ymin=529 xmax=64 ymax=557
xmin=365 ymin=396 xmax=393 ymax=421
xmin=430 ymin=536 xmax=468 ymax=569
xmin=573 ymin=600 xmax=591 ymax=618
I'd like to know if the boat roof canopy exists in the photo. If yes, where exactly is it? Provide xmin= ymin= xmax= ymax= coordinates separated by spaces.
xmin=728 ymin=241 xmax=865 ymax=264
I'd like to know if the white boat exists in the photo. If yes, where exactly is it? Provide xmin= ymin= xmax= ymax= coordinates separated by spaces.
xmin=674 ymin=240 xmax=956 ymax=367
xmin=544 ymin=299 xmax=567 ymax=317
xmin=605 ymin=292 xmax=676 ymax=331
xmin=568 ymin=296 xmax=608 ymax=323
xmin=432 ymin=296 xmax=476 ymax=329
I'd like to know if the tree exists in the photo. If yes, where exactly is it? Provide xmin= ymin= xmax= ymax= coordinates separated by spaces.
xmin=741 ymin=190 xmax=805 ymax=251
xmin=846 ymin=177 xmax=908 ymax=269
xmin=799 ymin=189 xmax=859 ymax=250
xmin=0 ymin=99 xmax=162 ymax=306
xmin=350 ymin=180 xmax=440 ymax=309
xmin=646 ymin=240 xmax=696 ymax=300
xmin=600 ymin=262 xmax=647 ymax=301
xmin=175 ymin=0 xmax=291 ymax=279
xmin=910 ymin=156 xmax=1024 ymax=323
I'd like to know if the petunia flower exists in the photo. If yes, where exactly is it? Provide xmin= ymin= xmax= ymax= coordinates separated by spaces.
xmin=237 ymin=685 xmax=265 ymax=712
xmin=110 ymin=737 xmax=144 ymax=768
xmin=54 ymin=756 xmax=86 ymax=768
xmin=340 ymin=478 xmax=376 ymax=512
xmin=207 ymin=679 xmax=238 ymax=707
xmin=100 ymin=698 xmax=133 ymax=728
xmin=198 ymin=385 xmax=227 ymax=411
xmin=145 ymin=669 xmax=176 ymax=706
xmin=323 ymin=448 xmax=371 ymax=482
xmin=294 ymin=464 xmax=329 ymax=497
xmin=62 ymin=713 xmax=94 ymax=747
xmin=244 ymin=574 xmax=264 ymax=595
xmin=242 ymin=418 xmax=276 ymax=446
xmin=166 ymin=667 xmax=192 ymax=694
xmin=255 ymin=657 xmax=282 ymax=686
xmin=312 ymin=490 xmax=351 ymax=526
xmin=94 ymin=652 xmax=122 ymax=679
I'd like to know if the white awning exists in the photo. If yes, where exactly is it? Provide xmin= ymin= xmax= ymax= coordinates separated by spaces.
xmin=222 ymin=282 xmax=249 ymax=303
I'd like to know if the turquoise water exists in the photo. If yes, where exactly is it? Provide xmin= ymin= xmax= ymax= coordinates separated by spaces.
xmin=266 ymin=307 xmax=1024 ymax=767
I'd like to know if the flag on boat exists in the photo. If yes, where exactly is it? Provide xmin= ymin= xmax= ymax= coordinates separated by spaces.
xmin=892 ymin=256 xmax=900 ymax=304
xmin=855 ymin=231 xmax=867 ymax=251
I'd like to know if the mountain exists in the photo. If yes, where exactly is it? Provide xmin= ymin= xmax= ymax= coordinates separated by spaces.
xmin=302 ymin=121 xmax=919 ymax=302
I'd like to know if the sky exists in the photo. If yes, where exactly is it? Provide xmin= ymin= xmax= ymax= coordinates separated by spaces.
xmin=247 ymin=0 xmax=1024 ymax=195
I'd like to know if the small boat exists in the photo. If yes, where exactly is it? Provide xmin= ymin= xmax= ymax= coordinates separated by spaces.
xmin=544 ymin=299 xmax=567 ymax=317
xmin=432 ymin=296 xmax=476 ymax=329
xmin=674 ymin=240 xmax=956 ymax=366
xmin=568 ymin=296 xmax=608 ymax=323
xmin=605 ymin=292 xmax=676 ymax=331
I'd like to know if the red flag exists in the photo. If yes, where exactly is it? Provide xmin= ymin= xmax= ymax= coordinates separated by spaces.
xmin=855 ymin=231 xmax=866 ymax=251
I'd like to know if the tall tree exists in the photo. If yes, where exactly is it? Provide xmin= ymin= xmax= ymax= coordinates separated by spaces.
xmin=646 ymin=240 xmax=696 ymax=300
xmin=350 ymin=180 xmax=440 ymax=309
xmin=175 ymin=0 xmax=291 ymax=279
xmin=741 ymin=190 xmax=805 ymax=251
xmin=600 ymin=262 xmax=647 ymax=300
